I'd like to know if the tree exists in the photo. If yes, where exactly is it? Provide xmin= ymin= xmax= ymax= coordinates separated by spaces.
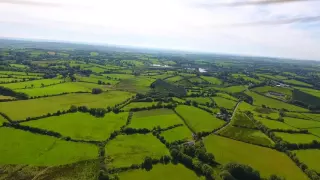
xmin=224 ymin=162 xmax=260 ymax=180
xmin=92 ymin=88 xmax=103 ymax=94
xmin=41 ymin=83 xmax=44 ymax=87
xmin=142 ymin=156 xmax=153 ymax=170
xmin=201 ymin=164 xmax=213 ymax=177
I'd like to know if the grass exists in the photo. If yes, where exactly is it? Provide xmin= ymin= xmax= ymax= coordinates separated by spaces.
xmin=213 ymin=97 xmax=237 ymax=109
xmin=128 ymin=109 xmax=183 ymax=130
xmin=0 ymin=91 xmax=134 ymax=120
xmin=274 ymin=132 xmax=320 ymax=144
xmin=1 ymin=79 xmax=63 ymax=89
xmin=0 ymin=127 xmax=98 ymax=166
xmin=204 ymin=135 xmax=308 ymax=180
xmin=301 ymin=113 xmax=320 ymax=121
xmin=0 ymin=78 xmax=22 ymax=83
xmin=231 ymin=112 xmax=256 ymax=128
xmin=90 ymin=52 xmax=99 ymax=56
xmin=83 ymin=66 xmax=106 ymax=73
xmin=232 ymin=74 xmax=261 ymax=84
xmin=294 ymin=87 xmax=320 ymax=98
xmin=293 ymin=149 xmax=320 ymax=173
xmin=22 ymin=112 xmax=128 ymax=141
xmin=116 ymin=77 xmax=154 ymax=93
xmin=283 ymin=79 xmax=313 ymax=87
xmin=308 ymin=128 xmax=320 ymax=137
xmin=172 ymin=97 xmax=185 ymax=103
xmin=122 ymin=102 xmax=171 ymax=111
xmin=118 ymin=163 xmax=203 ymax=180
xmin=103 ymin=74 xmax=135 ymax=80
xmin=201 ymin=76 xmax=222 ymax=85
xmin=0 ymin=115 xmax=7 ymax=125
xmin=216 ymin=93 xmax=238 ymax=101
xmin=175 ymin=105 xmax=225 ymax=132
xmin=160 ymin=126 xmax=193 ymax=143
xmin=105 ymin=134 xmax=169 ymax=168
xmin=0 ymin=95 xmax=15 ymax=100
xmin=75 ymin=74 xmax=119 ymax=85
xmin=255 ymin=116 xmax=297 ymax=130
xmin=218 ymin=126 xmax=274 ymax=147
xmin=284 ymin=117 xmax=320 ymax=129
xmin=185 ymin=97 xmax=212 ymax=105
xmin=245 ymin=91 xmax=308 ymax=112
xmin=165 ymin=76 xmax=184 ymax=83
xmin=16 ymin=82 xmax=109 ymax=97
xmin=252 ymin=86 xmax=292 ymax=96
xmin=216 ymin=85 xmax=247 ymax=93
xmin=0 ymin=71 xmax=42 ymax=76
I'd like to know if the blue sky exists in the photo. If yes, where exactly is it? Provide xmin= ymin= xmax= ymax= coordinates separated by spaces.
xmin=0 ymin=0 xmax=320 ymax=60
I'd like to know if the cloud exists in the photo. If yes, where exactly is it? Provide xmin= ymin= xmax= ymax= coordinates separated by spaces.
xmin=195 ymin=0 xmax=318 ymax=7
xmin=0 ymin=0 xmax=60 ymax=7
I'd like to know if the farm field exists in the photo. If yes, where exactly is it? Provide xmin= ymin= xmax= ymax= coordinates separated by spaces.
xmin=215 ymin=85 xmax=247 ymax=93
xmin=1 ymin=79 xmax=63 ymax=89
xmin=15 ymin=82 xmax=109 ymax=97
xmin=216 ymin=92 xmax=238 ymax=101
xmin=165 ymin=76 xmax=184 ymax=82
xmin=0 ymin=91 xmax=134 ymax=120
xmin=185 ymin=97 xmax=212 ymax=105
xmin=118 ymin=163 xmax=203 ymax=180
xmin=294 ymin=86 xmax=320 ymax=98
xmin=128 ymin=109 xmax=183 ymax=130
xmin=245 ymin=90 xmax=308 ymax=112
xmin=292 ymin=149 xmax=320 ymax=173
xmin=175 ymin=105 xmax=225 ymax=132
xmin=200 ymin=76 xmax=222 ymax=84
xmin=204 ymin=135 xmax=308 ymax=180
xmin=252 ymin=86 xmax=293 ymax=96
xmin=308 ymin=128 xmax=320 ymax=137
xmin=274 ymin=132 xmax=320 ymax=144
xmin=22 ymin=112 xmax=128 ymax=141
xmin=213 ymin=96 xmax=237 ymax=109
xmin=105 ymin=134 xmax=169 ymax=168
xmin=283 ymin=79 xmax=313 ymax=87
xmin=284 ymin=117 xmax=320 ymax=129
xmin=0 ymin=95 xmax=15 ymax=100
xmin=0 ymin=127 xmax=98 ymax=166
xmin=255 ymin=116 xmax=297 ymax=130
xmin=160 ymin=125 xmax=193 ymax=143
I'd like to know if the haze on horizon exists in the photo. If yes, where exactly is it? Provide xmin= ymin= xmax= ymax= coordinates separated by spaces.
xmin=0 ymin=0 xmax=320 ymax=60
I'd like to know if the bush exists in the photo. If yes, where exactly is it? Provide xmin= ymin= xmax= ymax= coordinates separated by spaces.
xmin=92 ymin=88 xmax=103 ymax=94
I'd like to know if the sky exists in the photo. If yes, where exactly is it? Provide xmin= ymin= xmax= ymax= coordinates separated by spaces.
xmin=0 ymin=0 xmax=320 ymax=60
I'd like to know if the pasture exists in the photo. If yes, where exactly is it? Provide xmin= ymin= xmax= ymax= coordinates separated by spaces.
xmin=1 ymin=79 xmax=62 ymax=89
xmin=116 ymin=77 xmax=154 ymax=93
xmin=0 ymin=127 xmax=98 ymax=166
xmin=160 ymin=125 xmax=192 ymax=143
xmin=128 ymin=109 xmax=183 ymax=130
xmin=252 ymin=86 xmax=292 ymax=96
xmin=118 ymin=163 xmax=202 ymax=180
xmin=175 ymin=105 xmax=225 ymax=132
xmin=165 ymin=76 xmax=184 ymax=83
xmin=231 ymin=112 xmax=256 ymax=128
xmin=308 ymin=128 xmax=320 ymax=137
xmin=274 ymin=132 xmax=320 ymax=144
xmin=294 ymin=87 xmax=320 ymax=98
xmin=216 ymin=92 xmax=238 ymax=101
xmin=284 ymin=117 xmax=320 ymax=129
xmin=292 ymin=149 xmax=320 ymax=173
xmin=283 ymin=79 xmax=313 ymax=87
xmin=255 ymin=116 xmax=297 ymax=130
xmin=245 ymin=91 xmax=308 ymax=112
xmin=201 ymin=76 xmax=222 ymax=84
xmin=105 ymin=134 xmax=169 ymax=168
xmin=16 ymin=82 xmax=109 ymax=97
xmin=75 ymin=74 xmax=119 ymax=85
xmin=185 ymin=97 xmax=212 ymax=105
xmin=23 ymin=112 xmax=128 ymax=141
xmin=0 ymin=91 xmax=134 ymax=120
xmin=217 ymin=85 xmax=247 ymax=93
xmin=213 ymin=97 xmax=237 ymax=109
xmin=204 ymin=135 xmax=308 ymax=180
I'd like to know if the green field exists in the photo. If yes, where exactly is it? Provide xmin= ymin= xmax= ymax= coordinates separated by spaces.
xmin=160 ymin=125 xmax=192 ymax=143
xmin=0 ymin=127 xmax=98 ymax=166
xmin=122 ymin=102 xmax=158 ymax=111
xmin=175 ymin=105 xmax=225 ymax=132
xmin=255 ymin=116 xmax=297 ymax=130
xmin=308 ymin=128 xmax=320 ymax=137
xmin=75 ymin=74 xmax=119 ymax=85
xmin=1 ymin=79 xmax=63 ymax=89
xmin=284 ymin=117 xmax=320 ymax=129
xmin=216 ymin=92 xmax=238 ymax=101
xmin=0 ymin=71 xmax=42 ymax=76
xmin=245 ymin=91 xmax=308 ymax=112
xmin=16 ymin=82 xmax=109 ymax=97
xmin=128 ymin=109 xmax=183 ymax=130
xmin=213 ymin=97 xmax=237 ymax=109
xmin=293 ymin=149 xmax=320 ymax=173
xmin=232 ymin=74 xmax=261 ymax=84
xmin=10 ymin=64 xmax=29 ymax=69
xmin=252 ymin=86 xmax=292 ymax=96
xmin=105 ymin=134 xmax=169 ymax=168
xmin=216 ymin=85 xmax=247 ymax=93
xmin=23 ymin=112 xmax=128 ymax=141
xmin=116 ymin=77 xmax=154 ymax=93
xmin=274 ymin=132 xmax=320 ymax=144
xmin=204 ymin=135 xmax=308 ymax=180
xmin=0 ymin=95 xmax=15 ymax=100
xmin=218 ymin=126 xmax=274 ymax=147
xmin=283 ymin=79 xmax=313 ymax=87
xmin=201 ymin=76 xmax=222 ymax=84
xmin=185 ymin=97 xmax=212 ymax=105
xmin=294 ymin=87 xmax=320 ymax=98
xmin=118 ymin=163 xmax=203 ymax=180
xmin=0 ymin=115 xmax=7 ymax=125
xmin=0 ymin=91 xmax=134 ymax=120
xmin=231 ymin=111 xmax=256 ymax=128
xmin=165 ymin=76 xmax=184 ymax=82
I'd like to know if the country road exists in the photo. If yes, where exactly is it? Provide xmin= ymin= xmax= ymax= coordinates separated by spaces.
xmin=215 ymin=101 xmax=241 ymax=134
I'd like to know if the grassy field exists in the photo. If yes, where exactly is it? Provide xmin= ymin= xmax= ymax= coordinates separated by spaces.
xmin=255 ymin=116 xmax=297 ymax=130
xmin=0 ymin=91 xmax=134 ymax=120
xmin=0 ymin=115 xmax=7 ymax=125
xmin=23 ymin=112 xmax=128 ymax=141
xmin=213 ymin=97 xmax=237 ymax=109
xmin=294 ymin=86 xmax=320 ymax=98
xmin=0 ymin=127 xmax=98 ymax=166
xmin=185 ymin=97 xmax=212 ymax=105
xmin=308 ymin=128 xmax=320 ymax=137
xmin=105 ymin=134 xmax=169 ymax=168
xmin=284 ymin=117 xmax=320 ymax=129
xmin=160 ymin=125 xmax=192 ymax=143
xmin=232 ymin=74 xmax=261 ymax=84
xmin=116 ymin=77 xmax=154 ymax=93
xmin=216 ymin=93 xmax=238 ymax=101
xmin=252 ymin=86 xmax=293 ymax=96
xmin=16 ymin=82 xmax=109 ymax=97
xmin=9 ymin=64 xmax=29 ymax=69
xmin=122 ymin=102 xmax=158 ymax=111
xmin=216 ymin=85 xmax=247 ymax=93
xmin=218 ymin=126 xmax=274 ymax=147
xmin=274 ymin=132 xmax=320 ymax=144
xmin=103 ymin=74 xmax=135 ymax=80
xmin=75 ymin=74 xmax=119 ymax=85
xmin=175 ymin=105 xmax=225 ymax=132
xmin=118 ymin=163 xmax=203 ymax=180
xmin=245 ymin=91 xmax=308 ymax=112
xmin=293 ymin=149 xmax=320 ymax=173
xmin=0 ymin=78 xmax=22 ymax=83
xmin=165 ymin=76 xmax=184 ymax=82
xmin=201 ymin=76 xmax=222 ymax=85
xmin=283 ymin=79 xmax=313 ymax=87
xmin=129 ymin=109 xmax=183 ymax=130
xmin=0 ymin=71 xmax=42 ymax=76
xmin=172 ymin=97 xmax=185 ymax=103
xmin=204 ymin=135 xmax=308 ymax=180
xmin=231 ymin=112 xmax=256 ymax=128
xmin=0 ymin=95 xmax=15 ymax=100
xmin=1 ymin=79 xmax=63 ymax=89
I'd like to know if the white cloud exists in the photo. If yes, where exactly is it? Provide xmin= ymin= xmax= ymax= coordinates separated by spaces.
xmin=0 ymin=0 xmax=320 ymax=60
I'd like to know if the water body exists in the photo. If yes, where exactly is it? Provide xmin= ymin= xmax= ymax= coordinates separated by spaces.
xmin=199 ymin=68 xmax=207 ymax=73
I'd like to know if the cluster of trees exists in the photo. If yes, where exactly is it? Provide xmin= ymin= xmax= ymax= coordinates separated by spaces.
xmin=75 ymin=105 xmax=107 ymax=117
xmin=0 ymin=86 xmax=28 ymax=100
xmin=234 ymin=92 xmax=253 ymax=105
xmin=292 ymin=89 xmax=320 ymax=110
xmin=92 ymin=88 xmax=103 ymax=94
xmin=169 ymin=143 xmax=216 ymax=179
xmin=150 ymin=79 xmax=187 ymax=97
xmin=29 ymin=91 xmax=89 ymax=99
xmin=129 ymin=103 xmax=177 ymax=112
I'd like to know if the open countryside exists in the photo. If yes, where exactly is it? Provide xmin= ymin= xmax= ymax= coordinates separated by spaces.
xmin=1 ymin=40 xmax=320 ymax=180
